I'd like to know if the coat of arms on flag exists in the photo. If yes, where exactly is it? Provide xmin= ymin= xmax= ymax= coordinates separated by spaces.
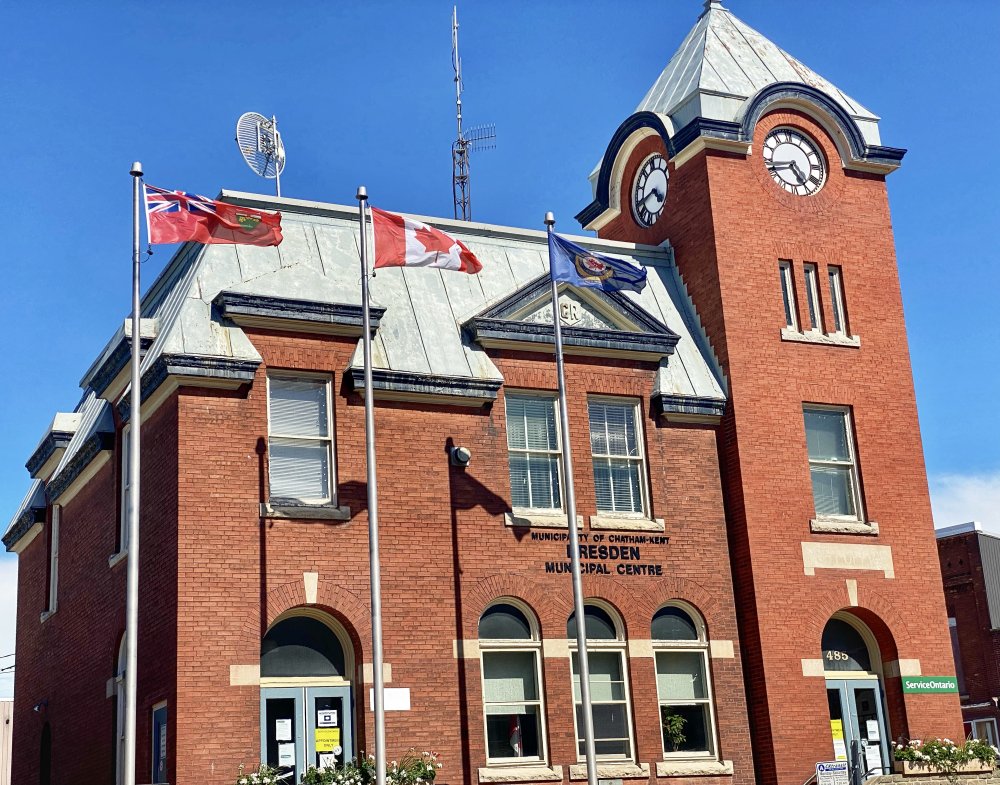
xmin=144 ymin=185 xmax=282 ymax=247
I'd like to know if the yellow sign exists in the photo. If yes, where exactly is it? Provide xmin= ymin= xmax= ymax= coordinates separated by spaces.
xmin=830 ymin=720 xmax=843 ymax=740
xmin=315 ymin=727 xmax=341 ymax=752
xmin=830 ymin=720 xmax=847 ymax=761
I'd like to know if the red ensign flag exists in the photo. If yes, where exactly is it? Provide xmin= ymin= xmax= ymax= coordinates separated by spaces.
xmin=371 ymin=207 xmax=482 ymax=273
xmin=144 ymin=185 xmax=283 ymax=246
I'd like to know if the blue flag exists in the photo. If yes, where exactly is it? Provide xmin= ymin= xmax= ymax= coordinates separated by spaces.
xmin=548 ymin=232 xmax=647 ymax=293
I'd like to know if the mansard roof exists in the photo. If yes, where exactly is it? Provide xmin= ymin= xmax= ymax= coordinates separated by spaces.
xmin=6 ymin=191 xmax=727 ymax=548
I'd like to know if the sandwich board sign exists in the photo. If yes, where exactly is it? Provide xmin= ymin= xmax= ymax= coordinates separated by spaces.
xmin=817 ymin=761 xmax=849 ymax=785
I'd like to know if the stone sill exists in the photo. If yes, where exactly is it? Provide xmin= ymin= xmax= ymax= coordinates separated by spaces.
xmin=505 ymin=512 xmax=582 ymax=529
xmin=261 ymin=502 xmax=351 ymax=521
xmin=810 ymin=518 xmax=879 ymax=535
xmin=781 ymin=327 xmax=860 ymax=348
xmin=108 ymin=550 xmax=128 ymax=569
xmin=656 ymin=760 xmax=734 ymax=777
xmin=590 ymin=515 xmax=665 ymax=532
xmin=569 ymin=762 xmax=649 ymax=780
xmin=478 ymin=765 xmax=563 ymax=783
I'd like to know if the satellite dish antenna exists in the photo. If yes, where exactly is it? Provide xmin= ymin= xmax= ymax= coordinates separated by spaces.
xmin=236 ymin=112 xmax=286 ymax=197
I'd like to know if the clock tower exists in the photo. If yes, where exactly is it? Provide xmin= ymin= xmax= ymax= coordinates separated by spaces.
xmin=578 ymin=2 xmax=963 ymax=783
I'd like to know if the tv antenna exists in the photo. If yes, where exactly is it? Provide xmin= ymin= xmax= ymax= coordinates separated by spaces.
xmin=236 ymin=112 xmax=286 ymax=197
xmin=451 ymin=6 xmax=495 ymax=221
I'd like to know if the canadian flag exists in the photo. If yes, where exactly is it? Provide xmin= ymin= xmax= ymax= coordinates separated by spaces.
xmin=371 ymin=207 xmax=483 ymax=274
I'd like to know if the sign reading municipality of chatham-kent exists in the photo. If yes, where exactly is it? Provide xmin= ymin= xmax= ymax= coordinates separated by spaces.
xmin=531 ymin=531 xmax=669 ymax=577
xmin=901 ymin=676 xmax=959 ymax=694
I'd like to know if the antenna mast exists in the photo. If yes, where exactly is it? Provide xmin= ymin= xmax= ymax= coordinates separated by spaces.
xmin=451 ymin=6 xmax=494 ymax=221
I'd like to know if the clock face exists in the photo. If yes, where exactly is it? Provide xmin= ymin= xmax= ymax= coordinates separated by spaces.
xmin=632 ymin=153 xmax=669 ymax=227
xmin=762 ymin=128 xmax=826 ymax=196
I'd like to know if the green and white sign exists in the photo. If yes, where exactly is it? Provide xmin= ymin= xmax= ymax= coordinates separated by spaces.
xmin=901 ymin=676 xmax=958 ymax=694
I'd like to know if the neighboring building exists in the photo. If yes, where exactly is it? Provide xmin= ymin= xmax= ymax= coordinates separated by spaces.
xmin=937 ymin=522 xmax=1000 ymax=743
xmin=4 ymin=3 xmax=962 ymax=785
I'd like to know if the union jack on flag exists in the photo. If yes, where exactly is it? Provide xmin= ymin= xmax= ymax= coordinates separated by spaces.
xmin=143 ymin=183 xmax=283 ymax=247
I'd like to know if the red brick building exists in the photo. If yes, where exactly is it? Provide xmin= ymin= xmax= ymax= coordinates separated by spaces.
xmin=937 ymin=523 xmax=1000 ymax=743
xmin=5 ymin=3 xmax=962 ymax=785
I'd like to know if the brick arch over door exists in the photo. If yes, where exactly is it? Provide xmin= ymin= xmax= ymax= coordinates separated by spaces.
xmin=237 ymin=578 xmax=371 ymax=659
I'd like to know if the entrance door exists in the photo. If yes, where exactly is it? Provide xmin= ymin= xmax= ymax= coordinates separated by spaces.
xmin=262 ymin=686 xmax=353 ymax=780
xmin=826 ymin=679 xmax=889 ymax=785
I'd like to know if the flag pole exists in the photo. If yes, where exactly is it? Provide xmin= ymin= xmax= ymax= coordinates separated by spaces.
xmin=357 ymin=186 xmax=386 ymax=785
xmin=123 ymin=161 xmax=144 ymax=785
xmin=545 ymin=213 xmax=598 ymax=785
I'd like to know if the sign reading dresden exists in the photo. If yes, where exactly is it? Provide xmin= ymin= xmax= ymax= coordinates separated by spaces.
xmin=901 ymin=676 xmax=959 ymax=694
xmin=531 ymin=531 xmax=669 ymax=577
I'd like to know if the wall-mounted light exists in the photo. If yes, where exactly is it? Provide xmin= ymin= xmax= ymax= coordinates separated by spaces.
xmin=449 ymin=446 xmax=472 ymax=467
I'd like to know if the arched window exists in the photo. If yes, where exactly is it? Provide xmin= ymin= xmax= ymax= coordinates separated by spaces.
xmin=821 ymin=618 xmax=873 ymax=673
xmin=567 ymin=603 xmax=634 ymax=761
xmin=261 ymin=616 xmax=346 ymax=678
xmin=478 ymin=601 xmax=546 ymax=765
xmin=652 ymin=604 xmax=718 ymax=758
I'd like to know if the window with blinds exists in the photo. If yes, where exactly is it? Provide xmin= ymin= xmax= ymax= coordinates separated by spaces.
xmin=588 ymin=399 xmax=648 ymax=515
xmin=267 ymin=375 xmax=334 ymax=503
xmin=505 ymin=395 xmax=562 ymax=512
xmin=804 ymin=406 xmax=862 ymax=520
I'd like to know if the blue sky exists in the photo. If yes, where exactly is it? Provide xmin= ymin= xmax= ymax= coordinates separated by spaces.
xmin=1 ymin=1 xmax=998 ymax=698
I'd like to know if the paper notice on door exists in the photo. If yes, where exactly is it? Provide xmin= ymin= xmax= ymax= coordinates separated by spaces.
xmin=867 ymin=719 xmax=880 ymax=741
xmin=276 ymin=718 xmax=292 ymax=742
xmin=864 ymin=742 xmax=883 ymax=775
xmin=318 ymin=709 xmax=338 ymax=727
xmin=319 ymin=753 xmax=337 ymax=769
xmin=278 ymin=743 xmax=295 ymax=767
xmin=315 ymin=727 xmax=341 ymax=752
xmin=830 ymin=720 xmax=847 ymax=761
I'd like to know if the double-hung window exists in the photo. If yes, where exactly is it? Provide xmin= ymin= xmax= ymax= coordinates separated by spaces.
xmin=828 ymin=266 xmax=848 ymax=335
xmin=478 ymin=602 xmax=547 ymax=765
xmin=506 ymin=395 xmax=562 ymax=512
xmin=778 ymin=261 xmax=798 ymax=331
xmin=45 ymin=505 xmax=60 ymax=616
xmin=653 ymin=605 xmax=718 ymax=758
xmin=569 ymin=604 xmax=635 ymax=760
xmin=803 ymin=406 xmax=863 ymax=520
xmin=119 ymin=426 xmax=132 ymax=554
xmin=267 ymin=375 xmax=335 ymax=504
xmin=803 ymin=263 xmax=822 ymax=331
xmin=588 ymin=399 xmax=648 ymax=516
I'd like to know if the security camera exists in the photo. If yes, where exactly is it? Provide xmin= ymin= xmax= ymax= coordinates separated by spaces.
xmin=449 ymin=446 xmax=472 ymax=467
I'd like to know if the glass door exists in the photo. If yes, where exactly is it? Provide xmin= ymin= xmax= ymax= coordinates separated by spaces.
xmin=262 ymin=687 xmax=304 ymax=782
xmin=306 ymin=687 xmax=353 ymax=769
xmin=847 ymin=683 xmax=889 ymax=780
xmin=826 ymin=679 xmax=889 ymax=785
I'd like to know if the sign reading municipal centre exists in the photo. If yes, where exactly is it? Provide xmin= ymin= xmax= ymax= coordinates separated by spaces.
xmin=901 ymin=676 xmax=959 ymax=694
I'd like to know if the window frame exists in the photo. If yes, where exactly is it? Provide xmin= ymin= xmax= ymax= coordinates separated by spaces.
xmin=803 ymin=263 xmax=823 ymax=332
xmin=477 ymin=599 xmax=548 ymax=767
xmin=151 ymin=700 xmax=168 ymax=784
xmin=827 ymin=265 xmax=848 ymax=335
xmin=45 ymin=505 xmax=60 ymax=617
xmin=803 ymin=404 xmax=865 ymax=523
xmin=504 ymin=392 xmax=564 ymax=515
xmin=587 ymin=397 xmax=650 ymax=519
xmin=971 ymin=718 xmax=999 ymax=746
xmin=266 ymin=372 xmax=336 ymax=505
xmin=118 ymin=425 xmax=131 ymax=555
xmin=652 ymin=603 xmax=719 ymax=760
xmin=779 ymin=260 xmax=799 ymax=331
xmin=568 ymin=602 xmax=637 ymax=763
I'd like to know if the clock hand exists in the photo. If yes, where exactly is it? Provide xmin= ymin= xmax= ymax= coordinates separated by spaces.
xmin=767 ymin=161 xmax=794 ymax=170
xmin=789 ymin=161 xmax=807 ymax=184
xmin=644 ymin=188 xmax=664 ymax=207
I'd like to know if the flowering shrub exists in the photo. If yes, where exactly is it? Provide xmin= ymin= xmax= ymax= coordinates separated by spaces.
xmin=892 ymin=738 xmax=998 ymax=773
xmin=235 ymin=762 xmax=286 ymax=785
xmin=239 ymin=750 xmax=442 ymax=785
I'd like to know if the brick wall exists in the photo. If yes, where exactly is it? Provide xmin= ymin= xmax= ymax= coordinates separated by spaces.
xmin=10 ymin=397 xmax=178 ymax=785
xmin=168 ymin=327 xmax=753 ymax=784
xmin=596 ymin=109 xmax=963 ymax=784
